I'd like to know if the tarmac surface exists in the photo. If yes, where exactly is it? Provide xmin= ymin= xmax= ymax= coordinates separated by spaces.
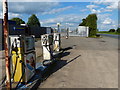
xmin=38 ymin=36 xmax=118 ymax=88
xmin=0 ymin=36 xmax=118 ymax=88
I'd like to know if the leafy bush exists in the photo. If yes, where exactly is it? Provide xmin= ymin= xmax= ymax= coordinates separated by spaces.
xmin=96 ymin=34 xmax=100 ymax=37
xmin=116 ymin=28 xmax=120 ymax=33
xmin=109 ymin=29 xmax=115 ymax=32
xmin=86 ymin=14 xmax=97 ymax=37
xmin=10 ymin=17 xmax=25 ymax=25
xmin=79 ymin=19 xmax=86 ymax=26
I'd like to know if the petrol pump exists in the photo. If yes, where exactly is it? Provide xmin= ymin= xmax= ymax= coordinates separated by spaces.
xmin=41 ymin=34 xmax=54 ymax=66
xmin=53 ymin=33 xmax=61 ymax=52
xmin=41 ymin=34 xmax=54 ymax=65
xmin=9 ymin=35 xmax=36 ymax=83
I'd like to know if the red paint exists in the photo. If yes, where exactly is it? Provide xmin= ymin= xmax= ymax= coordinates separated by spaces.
xmin=26 ymin=60 xmax=29 ymax=63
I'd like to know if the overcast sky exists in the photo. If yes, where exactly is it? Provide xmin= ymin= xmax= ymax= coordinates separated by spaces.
xmin=0 ymin=0 xmax=119 ymax=31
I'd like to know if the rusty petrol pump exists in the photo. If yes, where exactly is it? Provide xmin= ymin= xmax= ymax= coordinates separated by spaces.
xmin=41 ymin=34 xmax=54 ymax=66
xmin=41 ymin=33 xmax=61 ymax=66
xmin=9 ymin=35 xmax=36 ymax=87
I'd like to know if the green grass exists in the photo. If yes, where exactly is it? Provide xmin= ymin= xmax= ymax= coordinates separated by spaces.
xmin=88 ymin=35 xmax=102 ymax=38
xmin=98 ymin=31 xmax=120 ymax=35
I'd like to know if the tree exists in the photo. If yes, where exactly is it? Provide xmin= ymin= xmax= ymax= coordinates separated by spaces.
xmin=10 ymin=17 xmax=25 ymax=25
xmin=79 ymin=19 xmax=87 ymax=26
xmin=116 ymin=28 xmax=120 ymax=33
xmin=27 ymin=14 xmax=40 ymax=27
xmin=86 ymin=14 xmax=97 ymax=37
xmin=109 ymin=29 xmax=115 ymax=32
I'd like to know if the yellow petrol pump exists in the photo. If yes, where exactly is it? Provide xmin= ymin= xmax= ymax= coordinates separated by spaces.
xmin=9 ymin=35 xmax=36 ymax=83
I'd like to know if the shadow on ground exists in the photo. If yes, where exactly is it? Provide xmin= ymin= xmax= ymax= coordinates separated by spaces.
xmin=31 ymin=46 xmax=80 ymax=89
xmin=60 ymin=45 xmax=76 ymax=52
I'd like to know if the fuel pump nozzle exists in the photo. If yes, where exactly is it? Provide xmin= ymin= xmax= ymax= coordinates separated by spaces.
xmin=11 ymin=38 xmax=19 ymax=55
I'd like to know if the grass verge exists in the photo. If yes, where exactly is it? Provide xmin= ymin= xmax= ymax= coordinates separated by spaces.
xmin=98 ymin=31 xmax=120 ymax=35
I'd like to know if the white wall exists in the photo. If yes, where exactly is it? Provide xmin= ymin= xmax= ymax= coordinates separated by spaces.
xmin=78 ymin=26 xmax=89 ymax=37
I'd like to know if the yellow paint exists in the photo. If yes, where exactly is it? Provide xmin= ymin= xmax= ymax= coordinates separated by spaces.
xmin=12 ymin=48 xmax=23 ymax=54
xmin=53 ymin=44 xmax=58 ymax=51
xmin=12 ymin=47 xmax=25 ymax=82
xmin=16 ymin=28 xmax=24 ymax=29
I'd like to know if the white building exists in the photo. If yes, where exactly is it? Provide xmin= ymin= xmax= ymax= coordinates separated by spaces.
xmin=78 ymin=26 xmax=89 ymax=37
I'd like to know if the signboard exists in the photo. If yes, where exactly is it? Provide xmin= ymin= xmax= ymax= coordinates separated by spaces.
xmin=13 ymin=26 xmax=25 ymax=31
xmin=9 ymin=25 xmax=25 ymax=35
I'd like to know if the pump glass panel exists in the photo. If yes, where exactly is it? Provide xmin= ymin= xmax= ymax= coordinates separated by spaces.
xmin=25 ymin=36 xmax=35 ymax=52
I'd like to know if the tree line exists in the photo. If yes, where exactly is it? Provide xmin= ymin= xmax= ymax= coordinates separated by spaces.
xmin=10 ymin=14 xmax=40 ymax=27
xmin=108 ymin=28 xmax=120 ymax=33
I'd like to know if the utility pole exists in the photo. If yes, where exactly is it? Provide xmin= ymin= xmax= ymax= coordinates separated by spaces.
xmin=65 ymin=23 xmax=69 ymax=39
xmin=3 ymin=0 xmax=11 ymax=89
